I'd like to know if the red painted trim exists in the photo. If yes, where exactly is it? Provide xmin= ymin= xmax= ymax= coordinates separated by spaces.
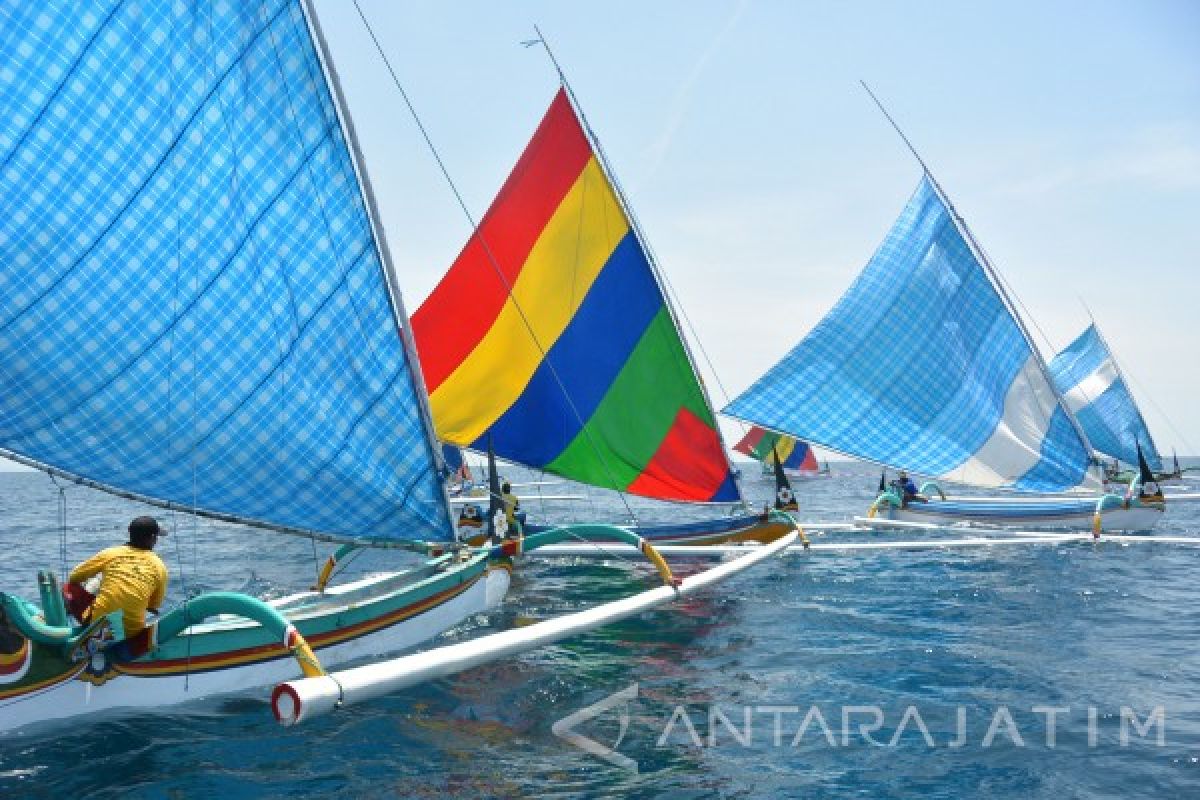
xmin=118 ymin=575 xmax=480 ymax=677
xmin=271 ymin=681 xmax=301 ymax=724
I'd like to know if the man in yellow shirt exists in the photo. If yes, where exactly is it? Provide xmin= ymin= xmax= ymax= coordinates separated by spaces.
xmin=67 ymin=516 xmax=169 ymax=638
xmin=498 ymin=481 xmax=523 ymax=537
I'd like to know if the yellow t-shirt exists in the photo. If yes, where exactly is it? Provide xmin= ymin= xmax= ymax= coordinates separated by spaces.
xmin=500 ymin=492 xmax=519 ymax=524
xmin=69 ymin=545 xmax=168 ymax=636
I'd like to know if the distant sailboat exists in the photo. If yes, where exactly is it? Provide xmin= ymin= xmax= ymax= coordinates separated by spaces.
xmin=725 ymin=172 xmax=1163 ymax=532
xmin=734 ymin=425 xmax=829 ymax=480
xmin=1046 ymin=324 xmax=1179 ymax=483
xmin=413 ymin=87 xmax=793 ymax=546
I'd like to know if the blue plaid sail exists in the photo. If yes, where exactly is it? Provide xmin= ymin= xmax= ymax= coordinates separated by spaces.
xmin=725 ymin=177 xmax=1099 ymax=492
xmin=1047 ymin=325 xmax=1162 ymax=471
xmin=0 ymin=0 xmax=453 ymax=542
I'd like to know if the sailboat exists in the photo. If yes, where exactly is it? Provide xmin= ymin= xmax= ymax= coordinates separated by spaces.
xmin=724 ymin=164 xmax=1164 ymax=532
xmin=0 ymin=0 xmax=799 ymax=735
xmin=411 ymin=83 xmax=793 ymax=547
xmin=734 ymin=425 xmax=830 ymax=480
xmin=1046 ymin=325 xmax=1182 ymax=484
xmin=0 ymin=0 xmax=516 ymax=734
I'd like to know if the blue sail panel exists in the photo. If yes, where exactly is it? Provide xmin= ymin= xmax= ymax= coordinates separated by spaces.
xmin=1047 ymin=325 xmax=1162 ymax=470
xmin=725 ymin=176 xmax=1097 ymax=492
xmin=0 ymin=0 xmax=452 ymax=542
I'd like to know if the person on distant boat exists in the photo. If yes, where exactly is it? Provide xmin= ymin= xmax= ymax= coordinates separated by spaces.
xmin=896 ymin=471 xmax=926 ymax=505
xmin=64 ymin=516 xmax=169 ymax=640
xmin=500 ymin=481 xmax=523 ymax=536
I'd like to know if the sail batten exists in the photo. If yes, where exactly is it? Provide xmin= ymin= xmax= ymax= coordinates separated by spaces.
xmin=1047 ymin=324 xmax=1162 ymax=471
xmin=414 ymin=89 xmax=740 ymax=503
xmin=0 ymin=0 xmax=453 ymax=542
xmin=725 ymin=177 xmax=1098 ymax=492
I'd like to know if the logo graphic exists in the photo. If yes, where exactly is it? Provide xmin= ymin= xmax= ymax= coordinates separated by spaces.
xmin=553 ymin=683 xmax=638 ymax=772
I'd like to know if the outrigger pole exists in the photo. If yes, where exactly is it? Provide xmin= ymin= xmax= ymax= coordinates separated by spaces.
xmin=521 ymin=532 xmax=1200 ymax=558
xmin=272 ymin=526 xmax=802 ymax=725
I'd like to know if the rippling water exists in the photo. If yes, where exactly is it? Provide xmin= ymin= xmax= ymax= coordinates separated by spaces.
xmin=2 ymin=465 xmax=1199 ymax=798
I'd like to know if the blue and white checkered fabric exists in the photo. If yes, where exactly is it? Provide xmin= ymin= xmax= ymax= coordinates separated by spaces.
xmin=725 ymin=177 xmax=1093 ymax=492
xmin=0 ymin=0 xmax=453 ymax=542
xmin=1047 ymin=325 xmax=1162 ymax=470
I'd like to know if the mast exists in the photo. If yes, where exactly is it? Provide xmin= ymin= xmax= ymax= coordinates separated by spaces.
xmin=859 ymin=82 xmax=1098 ymax=466
xmin=300 ymin=0 xmax=456 ymax=537
xmin=532 ymin=26 xmax=746 ymax=502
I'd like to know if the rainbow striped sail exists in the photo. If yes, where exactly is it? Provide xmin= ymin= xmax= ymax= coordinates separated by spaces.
xmin=413 ymin=89 xmax=739 ymax=503
xmin=734 ymin=426 xmax=819 ymax=473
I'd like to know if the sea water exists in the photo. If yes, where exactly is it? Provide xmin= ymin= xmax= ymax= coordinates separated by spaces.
xmin=1 ymin=465 xmax=1198 ymax=799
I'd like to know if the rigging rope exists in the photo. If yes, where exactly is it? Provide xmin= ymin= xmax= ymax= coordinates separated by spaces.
xmin=349 ymin=0 xmax=637 ymax=522
xmin=530 ymin=26 xmax=752 ymax=467
xmin=50 ymin=475 xmax=68 ymax=580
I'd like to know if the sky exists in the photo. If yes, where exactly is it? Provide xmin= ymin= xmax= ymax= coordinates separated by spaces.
xmin=311 ymin=0 xmax=1199 ymax=455
xmin=3 ymin=0 xmax=1197 ymax=470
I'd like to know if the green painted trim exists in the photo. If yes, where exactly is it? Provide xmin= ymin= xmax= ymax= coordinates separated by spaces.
xmin=143 ymin=551 xmax=488 ymax=663
xmin=521 ymin=524 xmax=646 ymax=551
xmin=154 ymin=592 xmax=294 ymax=644
xmin=0 ymin=550 xmax=492 ymax=694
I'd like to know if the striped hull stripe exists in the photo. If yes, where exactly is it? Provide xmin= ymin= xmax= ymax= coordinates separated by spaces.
xmin=117 ymin=576 xmax=480 ymax=678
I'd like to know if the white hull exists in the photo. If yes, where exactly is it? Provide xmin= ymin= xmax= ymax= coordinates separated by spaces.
xmin=2 ymin=568 xmax=510 ymax=734
xmin=876 ymin=504 xmax=1162 ymax=532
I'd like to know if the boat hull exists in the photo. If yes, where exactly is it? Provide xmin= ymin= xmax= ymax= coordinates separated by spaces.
xmin=0 ymin=555 xmax=511 ymax=734
xmin=462 ymin=512 xmax=794 ymax=547
xmin=874 ymin=498 xmax=1163 ymax=531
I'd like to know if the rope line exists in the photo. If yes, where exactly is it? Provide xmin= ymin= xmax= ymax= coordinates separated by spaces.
xmin=349 ymin=0 xmax=636 ymax=522
xmin=530 ymin=25 xmax=750 ymax=477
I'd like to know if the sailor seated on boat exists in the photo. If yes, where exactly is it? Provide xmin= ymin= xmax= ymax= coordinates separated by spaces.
xmin=894 ymin=471 xmax=927 ymax=506
xmin=500 ymin=482 xmax=525 ymax=536
xmin=64 ymin=516 xmax=169 ymax=658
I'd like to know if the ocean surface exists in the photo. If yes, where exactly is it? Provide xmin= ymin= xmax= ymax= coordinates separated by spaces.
xmin=2 ymin=464 xmax=1199 ymax=799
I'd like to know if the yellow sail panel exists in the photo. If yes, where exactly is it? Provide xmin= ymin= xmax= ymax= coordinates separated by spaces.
xmin=430 ymin=157 xmax=627 ymax=444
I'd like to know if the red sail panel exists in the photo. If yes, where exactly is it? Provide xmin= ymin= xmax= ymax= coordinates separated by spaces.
xmin=412 ymin=89 xmax=591 ymax=393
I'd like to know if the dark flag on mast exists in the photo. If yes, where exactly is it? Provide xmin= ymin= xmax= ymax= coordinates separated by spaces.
xmin=486 ymin=435 xmax=504 ymax=539
xmin=1136 ymin=442 xmax=1161 ymax=498
xmin=772 ymin=446 xmax=798 ymax=512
